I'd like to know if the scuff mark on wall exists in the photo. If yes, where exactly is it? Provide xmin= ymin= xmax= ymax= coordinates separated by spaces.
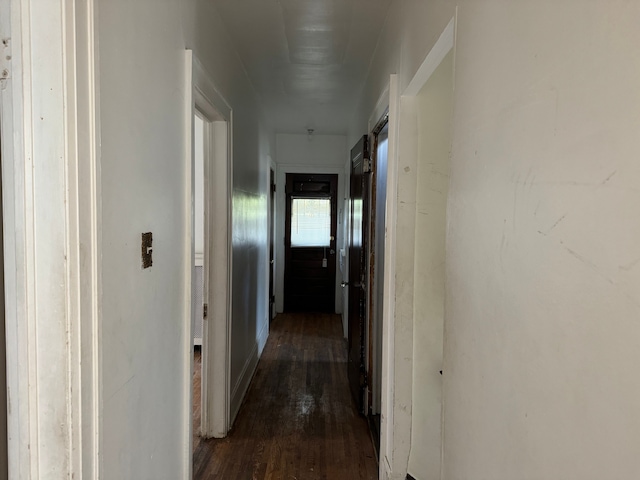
xmin=537 ymin=213 xmax=567 ymax=236
xmin=512 ymin=173 xmax=520 ymax=232
xmin=106 ymin=374 xmax=136 ymax=402
xmin=600 ymin=170 xmax=617 ymax=185
xmin=620 ymin=257 xmax=640 ymax=272
xmin=560 ymin=241 xmax=615 ymax=287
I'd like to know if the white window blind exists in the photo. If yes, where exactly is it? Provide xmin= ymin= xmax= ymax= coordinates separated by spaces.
xmin=291 ymin=197 xmax=331 ymax=247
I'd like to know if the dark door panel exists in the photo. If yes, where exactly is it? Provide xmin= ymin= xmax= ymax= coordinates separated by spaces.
xmin=269 ymin=169 xmax=275 ymax=320
xmin=284 ymin=173 xmax=338 ymax=313
xmin=348 ymin=135 xmax=369 ymax=413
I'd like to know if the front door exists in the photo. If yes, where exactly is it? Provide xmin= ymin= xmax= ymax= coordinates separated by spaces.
xmin=284 ymin=173 xmax=338 ymax=312
xmin=348 ymin=135 xmax=369 ymax=413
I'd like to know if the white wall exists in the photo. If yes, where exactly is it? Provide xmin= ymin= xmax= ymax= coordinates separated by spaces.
xmin=354 ymin=1 xmax=640 ymax=479
xmin=444 ymin=2 xmax=640 ymax=479
xmin=274 ymin=133 xmax=347 ymax=315
xmin=98 ymin=1 xmax=272 ymax=477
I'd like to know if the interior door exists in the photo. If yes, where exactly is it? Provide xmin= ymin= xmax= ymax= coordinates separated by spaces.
xmin=284 ymin=173 xmax=338 ymax=312
xmin=269 ymin=168 xmax=275 ymax=319
xmin=348 ymin=135 xmax=369 ymax=413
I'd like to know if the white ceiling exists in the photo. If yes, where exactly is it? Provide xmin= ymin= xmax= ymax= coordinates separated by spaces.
xmin=212 ymin=0 xmax=391 ymax=135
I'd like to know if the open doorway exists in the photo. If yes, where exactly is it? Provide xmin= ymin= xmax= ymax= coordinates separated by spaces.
xmin=192 ymin=111 xmax=207 ymax=446
xmin=186 ymin=53 xmax=233 ymax=463
xmin=191 ymin=105 xmax=231 ymax=442
xmin=366 ymin=114 xmax=389 ymax=454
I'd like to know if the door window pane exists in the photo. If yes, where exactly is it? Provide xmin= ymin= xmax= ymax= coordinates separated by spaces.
xmin=291 ymin=198 xmax=331 ymax=247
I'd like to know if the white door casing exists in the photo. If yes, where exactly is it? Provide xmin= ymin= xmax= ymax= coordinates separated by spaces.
xmin=186 ymin=51 xmax=233 ymax=444
xmin=0 ymin=0 xmax=102 ymax=477
xmin=379 ymin=16 xmax=456 ymax=480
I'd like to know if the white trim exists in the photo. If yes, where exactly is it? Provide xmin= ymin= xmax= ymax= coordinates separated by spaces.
xmin=1 ymin=0 xmax=101 ymax=477
xmin=380 ymin=73 xmax=400 ymax=480
xmin=403 ymin=17 xmax=455 ymax=97
xmin=71 ymin=0 xmax=102 ymax=477
xmin=182 ymin=50 xmax=194 ymax=480
xmin=274 ymin=164 xmax=346 ymax=315
xmin=229 ymin=318 xmax=269 ymax=424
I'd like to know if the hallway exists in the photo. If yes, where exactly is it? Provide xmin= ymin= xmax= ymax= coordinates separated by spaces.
xmin=193 ymin=313 xmax=377 ymax=479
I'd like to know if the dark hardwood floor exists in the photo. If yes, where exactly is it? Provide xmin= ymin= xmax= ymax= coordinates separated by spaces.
xmin=193 ymin=312 xmax=378 ymax=479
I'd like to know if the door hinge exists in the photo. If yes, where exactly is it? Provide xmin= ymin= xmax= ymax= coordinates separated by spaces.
xmin=363 ymin=158 xmax=372 ymax=173
xmin=359 ymin=369 xmax=368 ymax=388
xmin=271 ymin=183 xmax=276 ymax=193
xmin=203 ymin=303 xmax=208 ymax=319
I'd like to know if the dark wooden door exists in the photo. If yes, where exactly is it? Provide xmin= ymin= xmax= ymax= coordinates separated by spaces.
xmin=284 ymin=173 xmax=338 ymax=312
xmin=269 ymin=169 xmax=275 ymax=320
xmin=348 ymin=135 xmax=369 ymax=413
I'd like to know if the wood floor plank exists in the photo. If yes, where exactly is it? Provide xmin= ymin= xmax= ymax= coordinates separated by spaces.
xmin=193 ymin=312 xmax=378 ymax=479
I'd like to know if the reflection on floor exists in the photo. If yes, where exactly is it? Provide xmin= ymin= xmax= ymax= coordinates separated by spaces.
xmin=193 ymin=312 xmax=378 ymax=479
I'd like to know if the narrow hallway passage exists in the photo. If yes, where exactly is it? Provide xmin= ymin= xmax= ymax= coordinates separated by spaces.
xmin=193 ymin=313 xmax=378 ymax=479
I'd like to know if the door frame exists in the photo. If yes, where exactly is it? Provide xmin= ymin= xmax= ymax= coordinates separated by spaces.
xmin=1 ymin=0 xmax=101 ymax=476
xmin=275 ymin=164 xmax=346 ymax=315
xmin=365 ymin=112 xmax=389 ymax=439
xmin=185 ymin=52 xmax=233 ymax=454
xmin=378 ymin=16 xmax=456 ymax=480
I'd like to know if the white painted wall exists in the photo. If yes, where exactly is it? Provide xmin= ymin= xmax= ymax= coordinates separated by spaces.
xmin=274 ymin=133 xmax=347 ymax=315
xmin=444 ymin=3 xmax=640 ymax=479
xmin=354 ymin=1 xmax=640 ymax=479
xmin=408 ymin=49 xmax=453 ymax=480
xmin=97 ymin=1 xmax=272 ymax=477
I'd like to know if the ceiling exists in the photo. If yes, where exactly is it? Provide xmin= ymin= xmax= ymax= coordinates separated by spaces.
xmin=212 ymin=0 xmax=392 ymax=135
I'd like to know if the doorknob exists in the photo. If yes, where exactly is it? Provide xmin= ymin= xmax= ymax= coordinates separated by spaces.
xmin=341 ymin=281 xmax=349 ymax=288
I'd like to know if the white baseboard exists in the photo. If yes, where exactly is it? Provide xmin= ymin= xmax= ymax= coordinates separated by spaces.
xmin=229 ymin=317 xmax=269 ymax=425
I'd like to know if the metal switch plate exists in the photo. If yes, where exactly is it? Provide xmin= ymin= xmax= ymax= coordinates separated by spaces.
xmin=141 ymin=232 xmax=153 ymax=268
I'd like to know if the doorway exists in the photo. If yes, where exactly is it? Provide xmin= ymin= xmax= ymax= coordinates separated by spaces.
xmin=367 ymin=115 xmax=389 ymax=453
xmin=283 ymin=173 xmax=338 ymax=312
xmin=188 ymin=52 xmax=233 ymax=452
xmin=191 ymin=107 xmax=231 ymax=441
xmin=192 ymin=111 xmax=207 ymax=444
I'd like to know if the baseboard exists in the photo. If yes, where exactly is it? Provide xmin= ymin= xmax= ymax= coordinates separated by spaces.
xmin=229 ymin=318 xmax=269 ymax=425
